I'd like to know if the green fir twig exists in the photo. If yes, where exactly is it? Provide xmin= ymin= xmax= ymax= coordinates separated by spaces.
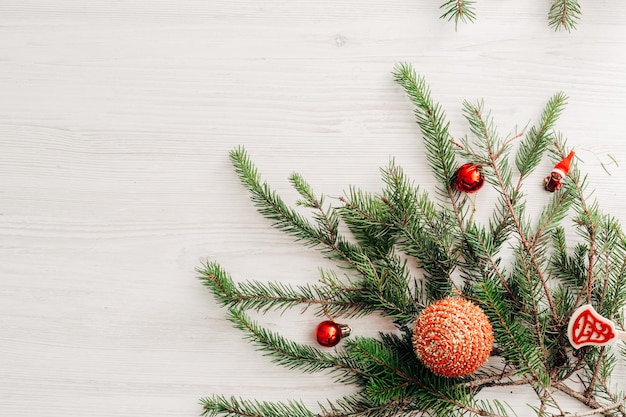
xmin=548 ymin=0 xmax=582 ymax=32
xmin=439 ymin=0 xmax=477 ymax=30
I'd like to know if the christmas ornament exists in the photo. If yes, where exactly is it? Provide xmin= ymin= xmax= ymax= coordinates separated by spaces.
xmin=544 ymin=151 xmax=574 ymax=192
xmin=567 ymin=304 xmax=626 ymax=349
xmin=412 ymin=297 xmax=493 ymax=377
xmin=315 ymin=320 xmax=351 ymax=347
xmin=454 ymin=163 xmax=484 ymax=193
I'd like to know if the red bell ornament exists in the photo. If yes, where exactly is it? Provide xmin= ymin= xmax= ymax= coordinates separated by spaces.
xmin=315 ymin=320 xmax=351 ymax=347
xmin=454 ymin=163 xmax=484 ymax=193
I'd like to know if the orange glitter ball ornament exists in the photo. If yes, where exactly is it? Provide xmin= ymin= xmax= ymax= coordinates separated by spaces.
xmin=413 ymin=297 xmax=494 ymax=377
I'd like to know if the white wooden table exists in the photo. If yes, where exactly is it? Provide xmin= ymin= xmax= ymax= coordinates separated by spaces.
xmin=2 ymin=1 xmax=626 ymax=416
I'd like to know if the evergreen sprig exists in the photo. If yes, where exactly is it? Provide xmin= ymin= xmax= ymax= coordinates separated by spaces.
xmin=438 ymin=0 xmax=585 ymax=31
xmin=225 ymin=308 xmax=357 ymax=376
xmin=201 ymin=396 xmax=315 ymax=417
xmin=439 ymin=0 xmax=477 ymax=29
xmin=516 ymin=92 xmax=568 ymax=180
xmin=548 ymin=0 xmax=582 ymax=32
xmin=199 ymin=63 xmax=626 ymax=417
xmin=392 ymin=63 xmax=456 ymax=200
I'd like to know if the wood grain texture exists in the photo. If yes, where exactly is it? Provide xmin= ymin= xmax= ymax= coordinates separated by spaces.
xmin=1 ymin=1 xmax=626 ymax=416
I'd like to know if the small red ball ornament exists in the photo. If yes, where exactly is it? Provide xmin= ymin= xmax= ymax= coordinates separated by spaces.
xmin=413 ymin=297 xmax=494 ymax=377
xmin=454 ymin=163 xmax=484 ymax=193
xmin=315 ymin=320 xmax=351 ymax=347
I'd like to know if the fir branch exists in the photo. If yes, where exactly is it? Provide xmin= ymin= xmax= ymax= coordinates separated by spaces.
xmin=230 ymin=146 xmax=414 ymax=296
xmin=464 ymin=369 xmax=529 ymax=389
xmin=462 ymin=92 xmax=568 ymax=291
xmin=461 ymin=100 xmax=513 ymax=196
xmin=289 ymin=172 xmax=340 ymax=248
xmin=338 ymin=186 xmax=396 ymax=259
xmin=439 ymin=0 xmax=477 ymax=29
xmin=392 ymin=63 xmax=456 ymax=200
xmin=345 ymin=337 xmax=508 ymax=417
xmin=290 ymin=172 xmax=325 ymax=209
xmin=318 ymin=395 xmax=414 ymax=417
xmin=472 ymin=399 xmax=517 ymax=417
xmin=599 ymin=388 xmax=626 ymax=416
xmin=464 ymin=100 xmax=561 ymax=320
xmin=550 ymin=139 xmax=600 ymax=310
xmin=594 ymin=216 xmax=626 ymax=319
xmin=226 ymin=308 xmax=367 ymax=381
xmin=230 ymin=146 xmax=321 ymax=246
xmin=584 ymin=346 xmax=607 ymax=398
xmin=558 ymin=397 xmax=626 ymax=417
xmin=201 ymin=254 xmax=418 ymax=325
xmin=316 ymin=269 xmax=388 ymax=318
xmin=458 ymin=101 xmax=527 ymax=304
xmin=553 ymin=382 xmax=604 ymax=411
xmin=515 ymin=92 xmax=568 ymax=181
xmin=369 ymin=257 xmax=421 ymax=323
xmin=380 ymin=161 xmax=443 ymax=234
xmin=378 ymin=160 xmax=458 ymax=299
xmin=201 ymin=396 xmax=314 ymax=417
xmin=530 ymin=186 xmax=574 ymax=252
xmin=509 ymin=188 xmax=573 ymax=360
xmin=197 ymin=261 xmax=342 ymax=314
xmin=548 ymin=0 xmax=582 ymax=32
xmin=287 ymin=177 xmax=417 ymax=320
xmin=346 ymin=337 xmax=421 ymax=405
xmin=476 ymin=278 xmax=553 ymax=389
xmin=508 ymin=249 xmax=550 ymax=360
xmin=459 ymin=221 xmax=518 ymax=303
xmin=603 ymin=240 xmax=626 ymax=319
xmin=485 ymin=192 xmax=518 ymax=256
xmin=461 ymin=101 xmax=551 ymax=336
xmin=394 ymin=64 xmax=495 ymax=301
xmin=337 ymin=189 xmax=425 ymax=321
xmin=549 ymin=230 xmax=588 ymax=292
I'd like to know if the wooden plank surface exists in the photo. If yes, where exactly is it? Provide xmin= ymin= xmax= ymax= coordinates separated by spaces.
xmin=2 ymin=1 xmax=626 ymax=416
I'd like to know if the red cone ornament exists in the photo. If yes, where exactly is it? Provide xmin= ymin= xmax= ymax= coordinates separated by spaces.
xmin=413 ymin=297 xmax=494 ymax=377
xmin=544 ymin=151 xmax=574 ymax=192
xmin=315 ymin=320 xmax=351 ymax=347
xmin=454 ymin=163 xmax=484 ymax=193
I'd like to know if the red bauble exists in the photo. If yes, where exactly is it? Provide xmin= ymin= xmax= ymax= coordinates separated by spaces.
xmin=413 ymin=297 xmax=494 ymax=377
xmin=454 ymin=163 xmax=484 ymax=193
xmin=315 ymin=320 xmax=351 ymax=347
